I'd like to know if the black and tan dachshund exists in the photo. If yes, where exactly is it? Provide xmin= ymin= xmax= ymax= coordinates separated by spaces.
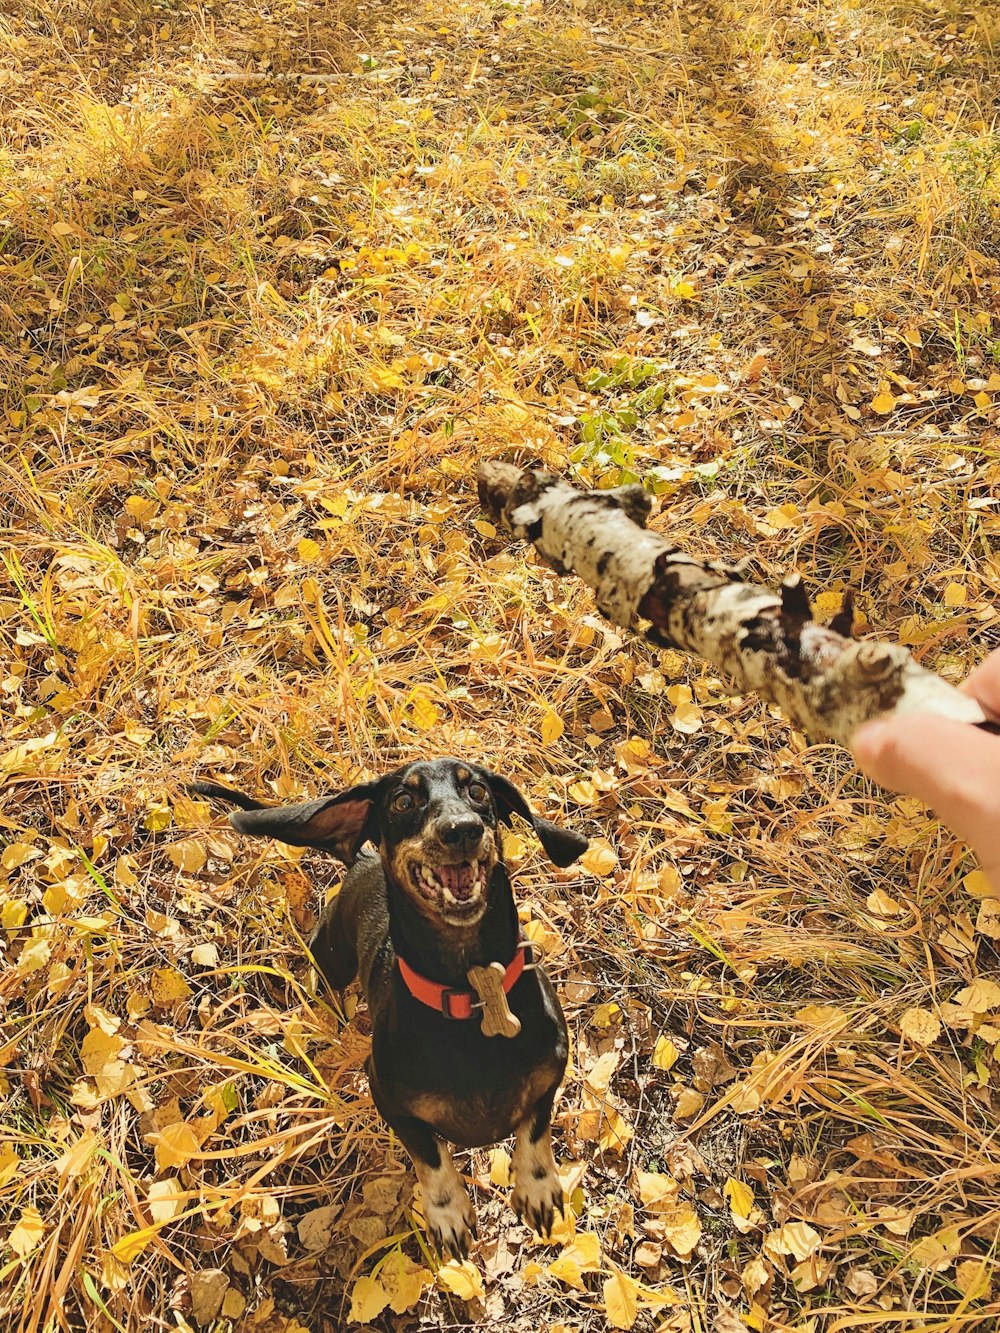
xmin=192 ymin=759 xmax=588 ymax=1256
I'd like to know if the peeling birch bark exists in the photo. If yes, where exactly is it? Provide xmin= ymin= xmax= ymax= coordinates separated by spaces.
xmin=477 ymin=463 xmax=987 ymax=748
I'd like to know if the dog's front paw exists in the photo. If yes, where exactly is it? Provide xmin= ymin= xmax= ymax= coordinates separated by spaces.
xmin=512 ymin=1167 xmax=564 ymax=1238
xmin=425 ymin=1188 xmax=477 ymax=1259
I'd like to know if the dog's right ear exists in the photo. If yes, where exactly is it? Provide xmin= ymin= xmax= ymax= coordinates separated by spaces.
xmin=192 ymin=779 xmax=387 ymax=863
xmin=479 ymin=772 xmax=589 ymax=868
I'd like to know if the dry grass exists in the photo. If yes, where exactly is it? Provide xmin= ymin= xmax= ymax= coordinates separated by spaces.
xmin=2 ymin=0 xmax=1000 ymax=1329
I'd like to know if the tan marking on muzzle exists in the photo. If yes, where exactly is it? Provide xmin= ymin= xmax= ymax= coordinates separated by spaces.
xmin=386 ymin=829 xmax=499 ymax=923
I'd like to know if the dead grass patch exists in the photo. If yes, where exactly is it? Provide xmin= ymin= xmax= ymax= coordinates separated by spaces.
xmin=2 ymin=0 xmax=999 ymax=1329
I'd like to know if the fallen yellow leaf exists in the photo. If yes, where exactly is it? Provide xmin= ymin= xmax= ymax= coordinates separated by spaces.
xmin=166 ymin=839 xmax=206 ymax=874
xmin=635 ymin=1170 xmax=679 ymax=1212
xmin=794 ymin=1004 xmax=849 ymax=1028
xmin=964 ymin=870 xmax=994 ymax=898
xmin=17 ymin=936 xmax=51 ymax=975
xmin=489 ymin=1146 xmax=511 ymax=1186
xmin=124 ymin=494 xmax=157 ymax=522
xmin=151 ymin=967 xmax=193 ymax=1007
xmin=112 ymin=1223 xmax=161 ymax=1264
xmin=866 ymin=887 xmax=904 ymax=917
xmin=955 ymin=979 xmax=1000 ymax=1013
xmin=670 ymin=700 xmax=703 ymax=734
xmin=585 ymin=1049 xmax=619 ymax=1093
xmin=81 ymin=1026 xmax=125 ymax=1075
xmin=763 ymin=502 xmax=802 ymax=530
xmin=673 ymin=1086 xmax=705 ymax=1120
xmin=147 ymin=1177 xmax=187 ymax=1224
xmin=661 ymin=1203 xmax=702 ymax=1259
xmin=764 ymin=1221 xmax=821 ymax=1262
xmin=348 ymin=1275 xmax=390 ymax=1323
xmin=652 ymin=1036 xmax=679 ymax=1071
xmin=437 ymin=1259 xmax=484 ymax=1302
xmin=603 ymin=1268 xmax=639 ymax=1329
xmin=409 ymin=692 xmax=441 ymax=732
xmin=380 ymin=1249 xmax=434 ymax=1314
xmin=8 ymin=1206 xmax=45 ymax=1257
xmin=976 ymin=899 xmax=1000 ymax=940
xmin=580 ymin=840 xmax=619 ymax=877
xmin=724 ymin=1176 xmax=754 ymax=1220
xmin=540 ymin=708 xmax=564 ymax=746
xmin=153 ymin=1121 xmax=201 ymax=1171
xmin=548 ymin=1232 xmax=602 ymax=1289
xmin=55 ymin=1130 xmax=99 ymax=1180
xmin=0 ymin=1144 xmax=20 ymax=1188
xmin=899 ymin=1006 xmax=941 ymax=1046
xmin=955 ymin=1257 xmax=991 ymax=1300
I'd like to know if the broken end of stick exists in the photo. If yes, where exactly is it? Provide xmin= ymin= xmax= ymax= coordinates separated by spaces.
xmin=476 ymin=461 xmax=553 ymax=527
xmin=477 ymin=460 xmax=526 ymax=522
xmin=779 ymin=577 xmax=857 ymax=649
xmin=779 ymin=573 xmax=811 ymax=625
xmin=829 ymin=590 xmax=856 ymax=639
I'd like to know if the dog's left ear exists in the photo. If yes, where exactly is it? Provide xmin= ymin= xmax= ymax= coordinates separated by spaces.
xmin=224 ymin=779 xmax=388 ymax=864
xmin=480 ymin=772 xmax=589 ymax=868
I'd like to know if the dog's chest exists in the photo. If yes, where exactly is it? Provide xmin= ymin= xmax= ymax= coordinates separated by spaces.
xmin=374 ymin=974 xmax=567 ymax=1148
xmin=405 ymin=1047 xmax=564 ymax=1148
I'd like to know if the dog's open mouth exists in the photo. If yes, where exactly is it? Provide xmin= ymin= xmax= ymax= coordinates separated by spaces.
xmin=410 ymin=859 xmax=490 ymax=921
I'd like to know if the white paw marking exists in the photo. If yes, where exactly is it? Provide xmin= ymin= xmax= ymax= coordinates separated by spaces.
xmin=511 ymin=1121 xmax=563 ymax=1236
xmin=511 ymin=1166 xmax=563 ymax=1236
xmin=415 ymin=1146 xmax=477 ymax=1257
xmin=424 ymin=1188 xmax=476 ymax=1258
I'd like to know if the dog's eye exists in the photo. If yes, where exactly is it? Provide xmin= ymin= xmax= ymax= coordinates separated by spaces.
xmin=467 ymin=781 xmax=488 ymax=804
xmin=392 ymin=792 xmax=417 ymax=813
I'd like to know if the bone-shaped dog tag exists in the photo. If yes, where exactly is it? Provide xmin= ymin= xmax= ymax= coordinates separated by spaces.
xmin=467 ymin=963 xmax=521 ymax=1039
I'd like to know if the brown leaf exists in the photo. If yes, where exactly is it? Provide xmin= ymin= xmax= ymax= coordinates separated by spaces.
xmin=975 ymin=898 xmax=1000 ymax=940
xmin=844 ymin=1267 xmax=878 ymax=1298
xmin=190 ymin=1269 xmax=230 ymax=1327
xmin=298 ymin=1204 xmax=339 ymax=1252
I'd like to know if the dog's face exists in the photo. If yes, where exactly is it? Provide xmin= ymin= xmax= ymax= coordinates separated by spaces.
xmin=224 ymin=756 xmax=588 ymax=930
xmin=381 ymin=760 xmax=501 ymax=927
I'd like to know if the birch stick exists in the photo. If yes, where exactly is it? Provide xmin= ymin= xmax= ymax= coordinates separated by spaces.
xmin=477 ymin=462 xmax=987 ymax=748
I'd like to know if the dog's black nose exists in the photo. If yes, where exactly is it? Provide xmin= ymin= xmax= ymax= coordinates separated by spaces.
xmin=438 ymin=815 xmax=485 ymax=853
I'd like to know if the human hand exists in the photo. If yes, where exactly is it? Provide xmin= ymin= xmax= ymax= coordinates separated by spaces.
xmin=851 ymin=649 xmax=1000 ymax=894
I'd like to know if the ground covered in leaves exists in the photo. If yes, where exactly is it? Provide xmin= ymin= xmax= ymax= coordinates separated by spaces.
xmin=2 ymin=0 xmax=1000 ymax=1328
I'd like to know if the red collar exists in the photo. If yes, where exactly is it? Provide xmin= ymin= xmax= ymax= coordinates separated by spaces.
xmin=397 ymin=946 xmax=529 ymax=1020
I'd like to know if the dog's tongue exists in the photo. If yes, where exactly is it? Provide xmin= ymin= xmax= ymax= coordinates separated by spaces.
xmin=440 ymin=864 xmax=475 ymax=900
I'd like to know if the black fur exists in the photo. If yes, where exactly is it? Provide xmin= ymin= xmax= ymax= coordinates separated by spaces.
xmin=190 ymin=759 xmax=587 ymax=1253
